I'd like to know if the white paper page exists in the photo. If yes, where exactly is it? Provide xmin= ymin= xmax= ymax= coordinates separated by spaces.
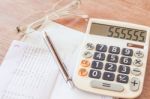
xmin=23 ymin=21 xmax=113 ymax=99
xmin=0 ymin=41 xmax=59 ymax=99
xmin=22 ymin=21 xmax=85 ymax=61
xmin=0 ymin=41 xmax=26 ymax=94
xmin=50 ymin=74 xmax=113 ymax=99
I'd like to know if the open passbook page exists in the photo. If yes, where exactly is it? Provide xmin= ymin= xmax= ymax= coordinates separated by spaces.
xmin=0 ymin=41 xmax=59 ymax=99
xmin=0 ymin=21 xmax=114 ymax=99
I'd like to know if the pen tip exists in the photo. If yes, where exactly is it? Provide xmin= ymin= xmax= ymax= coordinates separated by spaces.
xmin=68 ymin=80 xmax=74 ymax=88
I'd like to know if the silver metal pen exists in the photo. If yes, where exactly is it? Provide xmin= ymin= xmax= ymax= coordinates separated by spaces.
xmin=43 ymin=32 xmax=74 ymax=87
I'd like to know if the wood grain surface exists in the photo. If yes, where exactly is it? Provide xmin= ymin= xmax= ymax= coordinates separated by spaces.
xmin=0 ymin=0 xmax=150 ymax=99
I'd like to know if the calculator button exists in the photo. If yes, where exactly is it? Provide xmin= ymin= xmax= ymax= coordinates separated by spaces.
xmin=83 ymin=51 xmax=93 ymax=58
xmin=103 ymin=72 xmax=115 ymax=81
xmin=90 ymin=80 xmax=124 ymax=92
xmin=131 ymin=68 xmax=141 ymax=76
xmin=93 ymin=52 xmax=105 ymax=61
xmin=86 ymin=43 xmax=94 ymax=50
xmin=89 ymin=69 xmax=101 ymax=79
xmin=117 ymin=74 xmax=129 ymax=83
xmin=120 ymin=57 xmax=132 ymax=65
xmin=91 ymin=61 xmax=103 ymax=69
xmin=134 ymin=50 xmax=144 ymax=58
xmin=105 ymin=63 xmax=117 ymax=72
xmin=133 ymin=59 xmax=143 ymax=67
xmin=122 ymin=48 xmax=133 ymax=56
xmin=118 ymin=65 xmax=130 ymax=74
xmin=109 ymin=46 xmax=120 ymax=54
xmin=130 ymin=77 xmax=140 ymax=91
xmin=81 ymin=60 xmax=90 ymax=67
xmin=107 ymin=54 xmax=119 ymax=63
xmin=78 ymin=68 xmax=88 ymax=77
xmin=96 ymin=44 xmax=107 ymax=52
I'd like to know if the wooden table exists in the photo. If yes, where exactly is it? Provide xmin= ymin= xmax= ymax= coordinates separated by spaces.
xmin=0 ymin=0 xmax=150 ymax=99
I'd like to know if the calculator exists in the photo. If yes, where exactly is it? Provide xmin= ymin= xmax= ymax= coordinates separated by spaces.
xmin=73 ymin=18 xmax=150 ymax=98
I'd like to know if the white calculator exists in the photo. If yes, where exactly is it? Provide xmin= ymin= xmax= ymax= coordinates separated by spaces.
xmin=73 ymin=18 xmax=150 ymax=98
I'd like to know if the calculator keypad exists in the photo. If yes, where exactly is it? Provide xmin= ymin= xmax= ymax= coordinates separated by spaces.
xmin=134 ymin=50 xmax=144 ymax=58
xmin=109 ymin=46 xmax=120 ymax=54
xmin=83 ymin=51 xmax=93 ymax=58
xmin=131 ymin=68 xmax=141 ymax=76
xmin=91 ymin=61 xmax=103 ymax=69
xmin=89 ymin=69 xmax=101 ymax=79
xmin=103 ymin=72 xmax=115 ymax=81
xmin=122 ymin=48 xmax=133 ymax=56
xmin=117 ymin=74 xmax=129 ymax=83
xmin=93 ymin=52 xmax=105 ymax=61
xmin=133 ymin=59 xmax=143 ymax=67
xmin=107 ymin=54 xmax=119 ymax=63
xmin=130 ymin=77 xmax=140 ymax=91
xmin=78 ymin=43 xmax=144 ymax=92
xmin=86 ymin=43 xmax=95 ymax=50
xmin=90 ymin=80 xmax=124 ymax=92
xmin=120 ymin=57 xmax=132 ymax=65
xmin=105 ymin=63 xmax=117 ymax=72
xmin=81 ymin=60 xmax=90 ymax=67
xmin=118 ymin=65 xmax=130 ymax=74
xmin=96 ymin=44 xmax=107 ymax=52
xmin=78 ymin=68 xmax=88 ymax=77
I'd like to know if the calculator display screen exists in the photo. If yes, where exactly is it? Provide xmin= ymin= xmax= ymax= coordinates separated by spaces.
xmin=90 ymin=23 xmax=147 ymax=42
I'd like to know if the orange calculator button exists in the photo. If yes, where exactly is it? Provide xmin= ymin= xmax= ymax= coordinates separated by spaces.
xmin=81 ymin=60 xmax=90 ymax=67
xmin=78 ymin=68 xmax=88 ymax=76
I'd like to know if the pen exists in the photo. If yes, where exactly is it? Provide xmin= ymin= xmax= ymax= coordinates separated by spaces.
xmin=43 ymin=32 xmax=74 ymax=87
